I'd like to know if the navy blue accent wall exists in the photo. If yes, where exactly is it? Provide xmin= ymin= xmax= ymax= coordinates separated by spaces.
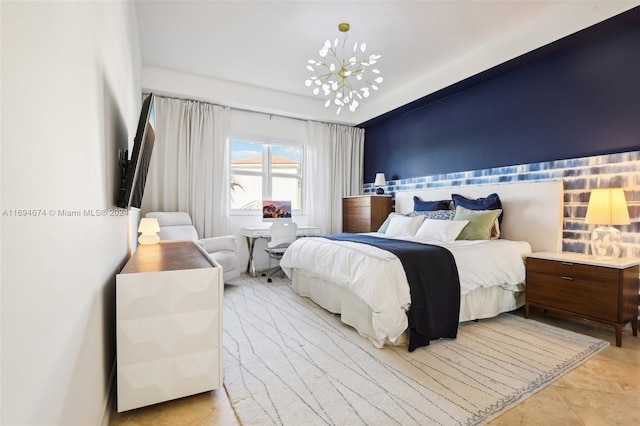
xmin=362 ymin=11 xmax=640 ymax=183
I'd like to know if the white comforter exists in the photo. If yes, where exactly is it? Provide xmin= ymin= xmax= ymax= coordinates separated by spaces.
xmin=280 ymin=233 xmax=531 ymax=343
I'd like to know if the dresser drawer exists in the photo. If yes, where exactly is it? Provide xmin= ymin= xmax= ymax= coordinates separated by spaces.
xmin=526 ymin=271 xmax=618 ymax=322
xmin=343 ymin=219 xmax=372 ymax=233
xmin=344 ymin=197 xmax=371 ymax=208
xmin=526 ymin=258 xmax=619 ymax=283
xmin=344 ymin=205 xmax=371 ymax=221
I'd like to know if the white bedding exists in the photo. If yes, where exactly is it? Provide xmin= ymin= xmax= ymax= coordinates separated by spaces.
xmin=280 ymin=233 xmax=531 ymax=344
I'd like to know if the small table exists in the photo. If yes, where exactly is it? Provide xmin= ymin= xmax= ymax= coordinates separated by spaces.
xmin=240 ymin=224 xmax=320 ymax=277
xmin=525 ymin=251 xmax=639 ymax=347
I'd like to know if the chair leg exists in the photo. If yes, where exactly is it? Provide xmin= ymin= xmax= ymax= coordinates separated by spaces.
xmin=266 ymin=266 xmax=285 ymax=282
xmin=262 ymin=255 xmax=285 ymax=282
xmin=261 ymin=265 xmax=281 ymax=282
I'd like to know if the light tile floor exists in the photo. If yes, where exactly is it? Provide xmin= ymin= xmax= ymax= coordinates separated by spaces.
xmin=110 ymin=307 xmax=639 ymax=426
xmin=487 ymin=308 xmax=639 ymax=426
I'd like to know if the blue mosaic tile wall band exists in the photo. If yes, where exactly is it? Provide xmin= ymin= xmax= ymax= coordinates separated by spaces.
xmin=364 ymin=151 xmax=640 ymax=258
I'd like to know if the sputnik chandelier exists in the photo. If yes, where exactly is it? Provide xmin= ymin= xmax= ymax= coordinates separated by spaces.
xmin=305 ymin=23 xmax=383 ymax=114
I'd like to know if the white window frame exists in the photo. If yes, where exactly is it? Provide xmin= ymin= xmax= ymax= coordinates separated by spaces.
xmin=230 ymin=138 xmax=305 ymax=216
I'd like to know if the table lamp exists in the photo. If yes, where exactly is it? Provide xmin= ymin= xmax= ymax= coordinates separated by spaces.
xmin=138 ymin=217 xmax=160 ymax=245
xmin=374 ymin=173 xmax=386 ymax=195
xmin=585 ymin=188 xmax=630 ymax=259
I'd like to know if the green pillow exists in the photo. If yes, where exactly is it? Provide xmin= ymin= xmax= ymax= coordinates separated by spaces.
xmin=454 ymin=206 xmax=502 ymax=240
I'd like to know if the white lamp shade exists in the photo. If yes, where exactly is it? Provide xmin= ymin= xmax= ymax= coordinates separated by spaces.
xmin=585 ymin=188 xmax=630 ymax=226
xmin=374 ymin=173 xmax=386 ymax=186
xmin=138 ymin=218 xmax=160 ymax=233
xmin=138 ymin=218 xmax=160 ymax=245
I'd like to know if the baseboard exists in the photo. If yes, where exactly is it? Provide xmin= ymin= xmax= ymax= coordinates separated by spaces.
xmin=100 ymin=358 xmax=117 ymax=426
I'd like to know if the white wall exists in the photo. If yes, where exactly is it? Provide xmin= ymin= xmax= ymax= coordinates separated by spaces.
xmin=1 ymin=1 xmax=141 ymax=424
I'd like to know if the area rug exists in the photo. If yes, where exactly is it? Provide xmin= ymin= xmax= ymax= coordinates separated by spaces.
xmin=222 ymin=276 xmax=608 ymax=426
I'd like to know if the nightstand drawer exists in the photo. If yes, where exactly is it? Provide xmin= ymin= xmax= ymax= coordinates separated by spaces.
xmin=526 ymin=258 xmax=619 ymax=283
xmin=526 ymin=271 xmax=618 ymax=322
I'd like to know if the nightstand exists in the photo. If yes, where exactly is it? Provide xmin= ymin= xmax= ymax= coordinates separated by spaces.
xmin=525 ymin=252 xmax=639 ymax=347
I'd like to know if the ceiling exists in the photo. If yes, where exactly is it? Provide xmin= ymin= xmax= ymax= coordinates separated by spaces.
xmin=135 ymin=1 xmax=639 ymax=125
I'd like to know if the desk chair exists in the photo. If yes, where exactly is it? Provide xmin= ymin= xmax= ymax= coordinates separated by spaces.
xmin=262 ymin=222 xmax=298 ymax=282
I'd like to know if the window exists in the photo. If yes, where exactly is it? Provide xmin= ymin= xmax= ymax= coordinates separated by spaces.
xmin=230 ymin=139 xmax=303 ymax=213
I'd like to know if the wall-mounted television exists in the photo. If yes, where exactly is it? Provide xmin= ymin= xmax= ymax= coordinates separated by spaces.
xmin=117 ymin=94 xmax=156 ymax=209
xmin=262 ymin=200 xmax=292 ymax=222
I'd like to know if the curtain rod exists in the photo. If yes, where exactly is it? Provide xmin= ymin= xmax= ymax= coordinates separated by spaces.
xmin=143 ymin=92 xmax=359 ymax=127
xmin=144 ymin=92 xmax=312 ymax=124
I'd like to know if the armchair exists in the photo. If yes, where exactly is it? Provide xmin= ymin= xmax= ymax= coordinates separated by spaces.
xmin=145 ymin=212 xmax=240 ymax=282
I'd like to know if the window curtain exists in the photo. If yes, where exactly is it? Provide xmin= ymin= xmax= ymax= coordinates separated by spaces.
xmin=142 ymin=96 xmax=231 ymax=237
xmin=306 ymin=121 xmax=364 ymax=233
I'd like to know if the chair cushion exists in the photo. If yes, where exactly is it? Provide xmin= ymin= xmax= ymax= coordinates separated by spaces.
xmin=200 ymin=235 xmax=236 ymax=252
xmin=209 ymin=250 xmax=239 ymax=272
xmin=146 ymin=212 xmax=198 ymax=241
xmin=158 ymin=225 xmax=199 ymax=241
xmin=146 ymin=212 xmax=193 ymax=227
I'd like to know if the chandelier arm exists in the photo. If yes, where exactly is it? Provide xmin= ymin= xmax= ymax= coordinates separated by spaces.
xmin=328 ymin=46 xmax=340 ymax=62
xmin=341 ymin=78 xmax=354 ymax=92
xmin=315 ymin=62 xmax=339 ymax=81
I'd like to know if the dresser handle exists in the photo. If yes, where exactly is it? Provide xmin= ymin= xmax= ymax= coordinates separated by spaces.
xmin=561 ymin=276 xmax=574 ymax=280
xmin=561 ymin=262 xmax=574 ymax=266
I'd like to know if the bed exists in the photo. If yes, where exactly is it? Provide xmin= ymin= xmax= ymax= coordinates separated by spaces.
xmin=280 ymin=180 xmax=563 ymax=349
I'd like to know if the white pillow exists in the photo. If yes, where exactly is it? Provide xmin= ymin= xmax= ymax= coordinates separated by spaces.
xmin=415 ymin=218 xmax=469 ymax=242
xmin=385 ymin=215 xmax=425 ymax=237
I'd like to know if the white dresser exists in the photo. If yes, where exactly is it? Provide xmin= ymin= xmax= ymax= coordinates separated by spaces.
xmin=116 ymin=241 xmax=223 ymax=412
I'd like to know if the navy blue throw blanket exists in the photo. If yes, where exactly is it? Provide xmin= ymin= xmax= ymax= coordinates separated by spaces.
xmin=323 ymin=234 xmax=461 ymax=352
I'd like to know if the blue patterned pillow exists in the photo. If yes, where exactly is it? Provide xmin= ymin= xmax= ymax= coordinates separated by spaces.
xmin=413 ymin=196 xmax=452 ymax=211
xmin=408 ymin=210 xmax=456 ymax=221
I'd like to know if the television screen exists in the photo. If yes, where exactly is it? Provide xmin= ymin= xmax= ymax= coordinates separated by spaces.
xmin=117 ymin=94 xmax=156 ymax=209
xmin=262 ymin=200 xmax=292 ymax=222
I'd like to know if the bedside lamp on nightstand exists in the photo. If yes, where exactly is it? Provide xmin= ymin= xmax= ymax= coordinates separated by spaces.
xmin=585 ymin=188 xmax=630 ymax=259
xmin=374 ymin=173 xmax=386 ymax=195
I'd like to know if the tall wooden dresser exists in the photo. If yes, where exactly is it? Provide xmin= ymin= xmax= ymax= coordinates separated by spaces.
xmin=342 ymin=195 xmax=392 ymax=233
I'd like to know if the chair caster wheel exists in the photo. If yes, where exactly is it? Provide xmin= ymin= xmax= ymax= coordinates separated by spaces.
xmin=261 ymin=273 xmax=266 ymax=277
xmin=267 ymin=278 xmax=272 ymax=282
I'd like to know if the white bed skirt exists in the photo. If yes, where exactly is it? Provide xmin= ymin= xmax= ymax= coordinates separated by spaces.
xmin=290 ymin=269 xmax=525 ymax=348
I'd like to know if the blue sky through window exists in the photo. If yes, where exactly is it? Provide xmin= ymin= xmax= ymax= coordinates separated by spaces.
xmin=231 ymin=140 xmax=301 ymax=163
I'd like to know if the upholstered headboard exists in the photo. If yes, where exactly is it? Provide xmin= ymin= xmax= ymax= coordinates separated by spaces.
xmin=394 ymin=180 xmax=563 ymax=252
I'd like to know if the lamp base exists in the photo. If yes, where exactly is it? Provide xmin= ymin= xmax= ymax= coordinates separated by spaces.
xmin=376 ymin=187 xmax=384 ymax=195
xmin=138 ymin=233 xmax=160 ymax=245
xmin=590 ymin=226 xmax=622 ymax=259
